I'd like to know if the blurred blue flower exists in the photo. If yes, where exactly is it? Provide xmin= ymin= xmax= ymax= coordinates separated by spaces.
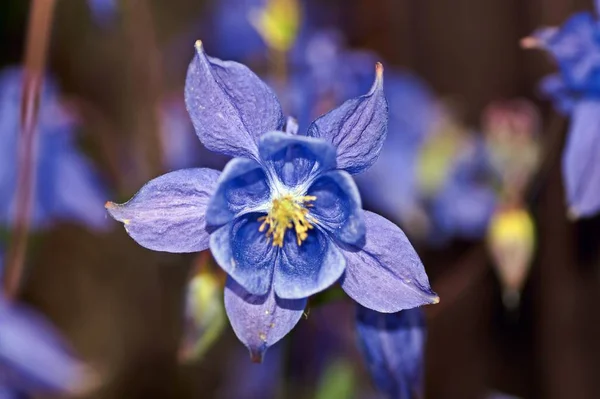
xmin=0 ymin=67 xmax=109 ymax=231
xmin=0 ymin=251 xmax=92 ymax=397
xmin=526 ymin=5 xmax=600 ymax=218
xmin=355 ymin=72 xmax=439 ymax=227
xmin=430 ymin=138 xmax=497 ymax=241
xmin=356 ymin=306 xmax=426 ymax=399
xmin=87 ymin=0 xmax=118 ymax=27
xmin=107 ymin=42 xmax=438 ymax=360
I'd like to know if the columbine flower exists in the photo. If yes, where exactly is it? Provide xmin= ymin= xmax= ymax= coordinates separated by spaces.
xmin=523 ymin=4 xmax=600 ymax=218
xmin=0 ymin=67 xmax=109 ymax=230
xmin=106 ymin=41 xmax=438 ymax=359
xmin=356 ymin=306 xmax=426 ymax=399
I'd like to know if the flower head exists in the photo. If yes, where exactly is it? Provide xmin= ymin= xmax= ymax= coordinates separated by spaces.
xmin=107 ymin=41 xmax=438 ymax=359
xmin=524 ymin=5 xmax=600 ymax=218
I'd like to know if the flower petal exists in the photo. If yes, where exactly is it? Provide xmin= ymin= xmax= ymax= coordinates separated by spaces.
xmin=224 ymin=277 xmax=306 ymax=362
xmin=356 ymin=306 xmax=426 ymax=399
xmin=562 ymin=100 xmax=600 ymax=218
xmin=206 ymin=158 xmax=271 ymax=226
xmin=0 ymin=300 xmax=89 ymax=395
xmin=307 ymin=170 xmax=365 ymax=245
xmin=258 ymin=131 xmax=337 ymax=188
xmin=185 ymin=41 xmax=285 ymax=159
xmin=340 ymin=211 xmax=438 ymax=313
xmin=274 ymin=228 xmax=346 ymax=299
xmin=306 ymin=63 xmax=388 ymax=175
xmin=210 ymin=214 xmax=277 ymax=296
xmin=106 ymin=168 xmax=220 ymax=253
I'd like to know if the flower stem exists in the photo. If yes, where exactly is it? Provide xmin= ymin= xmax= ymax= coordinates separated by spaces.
xmin=4 ymin=0 xmax=57 ymax=300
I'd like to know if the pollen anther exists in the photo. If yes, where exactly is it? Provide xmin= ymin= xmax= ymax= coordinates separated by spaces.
xmin=258 ymin=194 xmax=316 ymax=247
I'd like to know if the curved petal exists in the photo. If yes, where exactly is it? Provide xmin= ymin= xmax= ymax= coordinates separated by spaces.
xmin=562 ymin=100 xmax=600 ymax=218
xmin=185 ymin=41 xmax=284 ymax=159
xmin=206 ymin=158 xmax=271 ymax=226
xmin=0 ymin=300 xmax=89 ymax=395
xmin=356 ymin=306 xmax=426 ymax=399
xmin=274 ymin=228 xmax=346 ymax=299
xmin=307 ymin=170 xmax=365 ymax=245
xmin=258 ymin=131 xmax=336 ymax=189
xmin=340 ymin=211 xmax=438 ymax=313
xmin=106 ymin=168 xmax=220 ymax=253
xmin=224 ymin=277 xmax=306 ymax=362
xmin=306 ymin=63 xmax=388 ymax=175
xmin=210 ymin=214 xmax=277 ymax=296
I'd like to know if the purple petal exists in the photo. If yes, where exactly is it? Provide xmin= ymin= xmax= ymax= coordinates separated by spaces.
xmin=306 ymin=63 xmax=388 ymax=175
xmin=340 ymin=211 xmax=438 ymax=313
xmin=274 ymin=228 xmax=346 ymax=299
xmin=356 ymin=306 xmax=426 ymax=399
xmin=307 ymin=170 xmax=365 ymax=245
xmin=206 ymin=158 xmax=270 ymax=227
xmin=210 ymin=214 xmax=276 ymax=296
xmin=106 ymin=168 xmax=220 ymax=253
xmin=185 ymin=41 xmax=285 ymax=159
xmin=258 ymin=131 xmax=337 ymax=188
xmin=224 ymin=277 xmax=306 ymax=362
xmin=562 ymin=100 xmax=600 ymax=218
xmin=0 ymin=300 xmax=87 ymax=395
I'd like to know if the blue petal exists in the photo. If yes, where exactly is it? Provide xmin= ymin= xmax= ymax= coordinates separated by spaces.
xmin=206 ymin=158 xmax=271 ymax=226
xmin=340 ymin=211 xmax=438 ymax=313
xmin=273 ymin=228 xmax=346 ymax=299
xmin=106 ymin=168 xmax=220 ymax=253
xmin=258 ymin=131 xmax=337 ymax=188
xmin=356 ymin=306 xmax=426 ymax=399
xmin=224 ymin=277 xmax=306 ymax=362
xmin=306 ymin=63 xmax=388 ymax=175
xmin=562 ymin=100 xmax=600 ymax=218
xmin=185 ymin=41 xmax=285 ymax=159
xmin=307 ymin=171 xmax=365 ymax=245
xmin=539 ymin=74 xmax=577 ymax=115
xmin=0 ymin=300 xmax=87 ymax=395
xmin=210 ymin=214 xmax=277 ymax=296
xmin=533 ymin=13 xmax=600 ymax=95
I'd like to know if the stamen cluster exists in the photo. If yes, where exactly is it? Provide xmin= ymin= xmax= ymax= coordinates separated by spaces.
xmin=258 ymin=194 xmax=316 ymax=246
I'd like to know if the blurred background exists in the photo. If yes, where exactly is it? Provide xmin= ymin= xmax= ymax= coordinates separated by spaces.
xmin=2 ymin=0 xmax=600 ymax=398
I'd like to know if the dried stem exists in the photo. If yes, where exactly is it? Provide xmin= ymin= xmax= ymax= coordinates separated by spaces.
xmin=4 ymin=0 xmax=57 ymax=299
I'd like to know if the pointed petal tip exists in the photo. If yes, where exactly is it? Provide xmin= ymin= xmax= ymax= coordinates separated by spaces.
xmin=520 ymin=36 xmax=541 ymax=49
xmin=194 ymin=39 xmax=203 ymax=51
xmin=104 ymin=201 xmax=115 ymax=209
xmin=375 ymin=62 xmax=384 ymax=78
xmin=431 ymin=295 xmax=440 ymax=305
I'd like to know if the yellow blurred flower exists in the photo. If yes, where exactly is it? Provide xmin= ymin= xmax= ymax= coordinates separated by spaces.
xmin=249 ymin=0 xmax=301 ymax=52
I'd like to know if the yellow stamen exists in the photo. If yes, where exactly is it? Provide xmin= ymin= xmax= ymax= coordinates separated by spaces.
xmin=258 ymin=194 xmax=316 ymax=247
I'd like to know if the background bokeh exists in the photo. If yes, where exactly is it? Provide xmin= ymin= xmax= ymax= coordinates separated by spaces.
xmin=2 ymin=0 xmax=600 ymax=398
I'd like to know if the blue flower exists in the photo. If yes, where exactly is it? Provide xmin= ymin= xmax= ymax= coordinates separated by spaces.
xmin=356 ymin=306 xmax=426 ymax=399
xmin=0 ymin=252 xmax=92 ymax=397
xmin=525 ymin=6 xmax=600 ymax=218
xmin=107 ymin=41 xmax=438 ymax=359
xmin=0 ymin=67 xmax=109 ymax=231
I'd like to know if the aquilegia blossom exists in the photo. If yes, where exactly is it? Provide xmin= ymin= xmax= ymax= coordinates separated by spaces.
xmin=106 ymin=41 xmax=438 ymax=359
xmin=524 ymin=4 xmax=600 ymax=218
